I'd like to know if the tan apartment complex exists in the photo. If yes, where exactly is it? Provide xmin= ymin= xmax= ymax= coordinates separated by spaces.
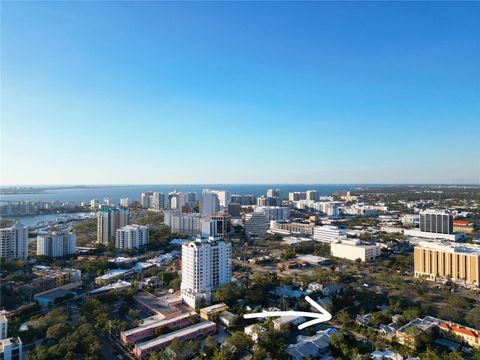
xmin=414 ymin=241 xmax=480 ymax=288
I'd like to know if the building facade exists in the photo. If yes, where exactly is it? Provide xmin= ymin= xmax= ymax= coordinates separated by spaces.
xmin=97 ymin=207 xmax=129 ymax=244
xmin=414 ymin=241 xmax=480 ymax=287
xmin=244 ymin=212 xmax=267 ymax=239
xmin=116 ymin=224 xmax=149 ymax=249
xmin=0 ymin=222 xmax=28 ymax=260
xmin=255 ymin=206 xmax=290 ymax=222
xmin=331 ymin=239 xmax=381 ymax=262
xmin=37 ymin=231 xmax=76 ymax=257
xmin=181 ymin=238 xmax=232 ymax=308
xmin=419 ymin=210 xmax=454 ymax=234
xmin=313 ymin=225 xmax=347 ymax=243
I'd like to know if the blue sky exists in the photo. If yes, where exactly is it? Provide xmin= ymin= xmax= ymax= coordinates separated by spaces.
xmin=1 ymin=2 xmax=479 ymax=185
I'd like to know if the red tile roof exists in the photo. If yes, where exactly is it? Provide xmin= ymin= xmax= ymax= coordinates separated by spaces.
xmin=453 ymin=220 xmax=469 ymax=226
xmin=440 ymin=322 xmax=480 ymax=338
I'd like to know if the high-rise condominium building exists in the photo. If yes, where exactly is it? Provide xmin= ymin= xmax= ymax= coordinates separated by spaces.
xmin=37 ymin=231 xmax=76 ymax=257
xmin=313 ymin=225 xmax=347 ymax=243
xmin=0 ymin=222 xmax=28 ymax=260
xmin=0 ymin=313 xmax=7 ymax=340
xmin=288 ymin=192 xmax=307 ymax=201
xmin=150 ymin=192 xmax=166 ymax=210
xmin=141 ymin=192 xmax=154 ymax=209
xmin=119 ymin=198 xmax=130 ymax=208
xmin=231 ymin=194 xmax=256 ymax=205
xmin=244 ymin=212 xmax=267 ymax=239
xmin=115 ymin=224 xmax=149 ymax=249
xmin=414 ymin=241 xmax=480 ymax=288
xmin=306 ymin=190 xmax=320 ymax=201
xmin=164 ymin=210 xmax=202 ymax=235
xmin=200 ymin=191 xmax=220 ymax=216
xmin=203 ymin=189 xmax=230 ymax=208
xmin=90 ymin=199 xmax=100 ymax=209
xmin=97 ymin=207 xmax=129 ymax=244
xmin=256 ymin=196 xmax=281 ymax=207
xmin=254 ymin=206 xmax=290 ymax=222
xmin=181 ymin=237 xmax=232 ymax=308
xmin=419 ymin=211 xmax=454 ymax=234
xmin=201 ymin=213 xmax=231 ymax=238
xmin=266 ymin=188 xmax=281 ymax=198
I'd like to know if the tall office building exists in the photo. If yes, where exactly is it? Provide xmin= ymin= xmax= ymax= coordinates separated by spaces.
xmin=181 ymin=237 xmax=232 ymax=308
xmin=306 ymin=190 xmax=320 ymax=201
xmin=201 ymin=213 xmax=231 ymax=238
xmin=244 ymin=212 xmax=267 ymax=239
xmin=0 ymin=222 xmax=28 ymax=260
xmin=414 ymin=241 xmax=480 ymax=287
xmin=266 ymin=188 xmax=281 ymax=198
xmin=97 ymin=207 xmax=129 ymax=244
xmin=37 ymin=231 xmax=76 ymax=257
xmin=200 ymin=191 xmax=220 ymax=216
xmin=254 ymin=206 xmax=290 ymax=222
xmin=116 ymin=225 xmax=149 ymax=249
xmin=150 ymin=192 xmax=166 ymax=210
xmin=419 ymin=211 xmax=454 ymax=234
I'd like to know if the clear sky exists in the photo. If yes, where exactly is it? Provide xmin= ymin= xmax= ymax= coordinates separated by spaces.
xmin=1 ymin=2 xmax=479 ymax=185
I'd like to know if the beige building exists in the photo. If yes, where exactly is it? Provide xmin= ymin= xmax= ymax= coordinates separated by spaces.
xmin=414 ymin=241 xmax=480 ymax=288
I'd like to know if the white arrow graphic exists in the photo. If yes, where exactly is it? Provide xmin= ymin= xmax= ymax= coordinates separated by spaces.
xmin=243 ymin=296 xmax=332 ymax=330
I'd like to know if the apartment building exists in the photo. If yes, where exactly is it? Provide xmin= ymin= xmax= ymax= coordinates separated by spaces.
xmin=254 ymin=206 xmax=290 ymax=222
xmin=269 ymin=221 xmax=314 ymax=236
xmin=414 ymin=241 xmax=480 ymax=287
xmin=97 ymin=207 xmax=129 ymax=244
xmin=0 ymin=222 xmax=28 ymax=260
xmin=37 ymin=231 xmax=76 ymax=257
xmin=115 ymin=224 xmax=149 ymax=249
xmin=181 ymin=237 xmax=232 ymax=308
xmin=164 ymin=210 xmax=201 ymax=235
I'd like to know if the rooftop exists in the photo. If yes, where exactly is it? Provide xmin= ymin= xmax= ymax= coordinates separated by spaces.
xmin=136 ymin=321 xmax=216 ymax=350
xmin=122 ymin=311 xmax=196 ymax=337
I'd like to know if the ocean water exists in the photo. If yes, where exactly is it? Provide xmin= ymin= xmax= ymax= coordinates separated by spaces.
xmin=0 ymin=184 xmax=365 ymax=203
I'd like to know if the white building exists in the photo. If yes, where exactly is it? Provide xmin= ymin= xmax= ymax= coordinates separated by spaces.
xmin=150 ymin=192 xmax=166 ymax=210
xmin=0 ymin=313 xmax=7 ymax=340
xmin=181 ymin=237 xmax=232 ymax=308
xmin=256 ymin=196 xmax=281 ymax=207
xmin=0 ymin=222 xmax=28 ymax=260
xmin=244 ymin=212 xmax=267 ymax=239
xmin=90 ymin=199 xmax=100 ymax=209
xmin=116 ymin=224 xmax=149 ymax=249
xmin=37 ymin=231 xmax=76 ymax=257
xmin=306 ymin=190 xmax=320 ymax=201
xmin=402 ymin=214 xmax=420 ymax=226
xmin=141 ymin=192 xmax=153 ymax=209
xmin=255 ymin=206 xmax=290 ymax=222
xmin=204 ymin=189 xmax=230 ymax=208
xmin=119 ymin=198 xmax=130 ymax=207
xmin=330 ymin=239 xmax=381 ymax=262
xmin=267 ymin=188 xmax=281 ymax=198
xmin=313 ymin=225 xmax=347 ymax=243
xmin=200 ymin=191 xmax=220 ymax=216
xmin=289 ymin=192 xmax=307 ymax=201
xmin=97 ymin=207 xmax=129 ymax=244
xmin=0 ymin=314 xmax=22 ymax=360
xmin=314 ymin=201 xmax=341 ymax=218
xmin=164 ymin=210 xmax=202 ymax=235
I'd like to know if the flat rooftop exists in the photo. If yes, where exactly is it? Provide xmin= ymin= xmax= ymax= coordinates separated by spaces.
xmin=135 ymin=293 xmax=180 ymax=317
xmin=136 ymin=321 xmax=216 ymax=350
xmin=122 ymin=311 xmax=196 ymax=337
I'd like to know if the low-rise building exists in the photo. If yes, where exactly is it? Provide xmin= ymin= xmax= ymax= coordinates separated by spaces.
xmin=439 ymin=322 xmax=480 ymax=348
xmin=199 ymin=303 xmax=228 ymax=320
xmin=121 ymin=312 xmax=198 ymax=345
xmin=133 ymin=321 xmax=216 ymax=358
xmin=313 ymin=225 xmax=346 ymax=243
xmin=95 ymin=269 xmax=132 ymax=285
xmin=270 ymin=221 xmax=314 ymax=236
xmin=396 ymin=316 xmax=441 ymax=349
xmin=453 ymin=220 xmax=474 ymax=233
xmin=330 ymin=239 xmax=381 ymax=262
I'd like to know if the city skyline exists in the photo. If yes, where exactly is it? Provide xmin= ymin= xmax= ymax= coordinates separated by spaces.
xmin=1 ymin=2 xmax=479 ymax=185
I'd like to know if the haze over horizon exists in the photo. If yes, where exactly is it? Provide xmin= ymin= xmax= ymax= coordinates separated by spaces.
xmin=1 ymin=2 xmax=479 ymax=185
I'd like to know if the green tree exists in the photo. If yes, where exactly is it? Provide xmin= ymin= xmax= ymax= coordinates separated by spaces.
xmin=226 ymin=331 xmax=253 ymax=351
xmin=215 ymin=283 xmax=241 ymax=306
xmin=466 ymin=306 xmax=480 ymax=328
